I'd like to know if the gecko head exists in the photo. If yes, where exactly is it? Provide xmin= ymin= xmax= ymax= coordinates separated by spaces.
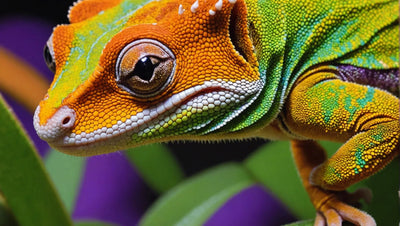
xmin=34 ymin=0 xmax=261 ymax=156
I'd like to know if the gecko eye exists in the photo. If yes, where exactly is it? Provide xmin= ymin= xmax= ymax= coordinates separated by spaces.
xmin=44 ymin=35 xmax=56 ymax=73
xmin=116 ymin=39 xmax=175 ymax=98
xmin=44 ymin=45 xmax=56 ymax=73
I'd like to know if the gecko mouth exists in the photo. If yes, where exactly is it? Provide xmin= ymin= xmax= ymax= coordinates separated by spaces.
xmin=53 ymin=86 xmax=227 ymax=155
xmin=52 ymin=78 xmax=263 ymax=156
xmin=52 ymin=84 xmax=224 ymax=146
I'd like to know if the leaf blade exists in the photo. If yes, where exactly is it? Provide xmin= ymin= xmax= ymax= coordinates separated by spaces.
xmin=244 ymin=141 xmax=315 ymax=219
xmin=125 ymin=144 xmax=185 ymax=193
xmin=45 ymin=149 xmax=86 ymax=213
xmin=0 ymin=95 xmax=72 ymax=226
xmin=140 ymin=163 xmax=253 ymax=226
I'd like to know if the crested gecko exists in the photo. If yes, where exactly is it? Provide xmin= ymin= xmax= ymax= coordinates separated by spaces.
xmin=33 ymin=0 xmax=399 ymax=224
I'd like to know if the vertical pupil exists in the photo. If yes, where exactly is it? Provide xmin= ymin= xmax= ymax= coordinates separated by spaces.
xmin=133 ymin=56 xmax=155 ymax=81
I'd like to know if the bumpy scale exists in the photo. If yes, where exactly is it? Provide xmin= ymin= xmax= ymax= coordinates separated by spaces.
xmin=34 ymin=0 xmax=399 ymax=225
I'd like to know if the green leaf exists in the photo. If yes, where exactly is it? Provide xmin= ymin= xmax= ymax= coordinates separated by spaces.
xmin=283 ymin=219 xmax=314 ymax=226
xmin=318 ymin=140 xmax=342 ymax=155
xmin=244 ymin=141 xmax=315 ymax=219
xmin=0 ymin=196 xmax=18 ymax=226
xmin=140 ymin=163 xmax=254 ymax=226
xmin=0 ymin=95 xmax=72 ymax=226
xmin=45 ymin=149 xmax=86 ymax=213
xmin=363 ymin=159 xmax=399 ymax=225
xmin=125 ymin=144 xmax=185 ymax=193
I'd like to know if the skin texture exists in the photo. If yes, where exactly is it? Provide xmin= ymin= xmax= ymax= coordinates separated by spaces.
xmin=34 ymin=0 xmax=399 ymax=224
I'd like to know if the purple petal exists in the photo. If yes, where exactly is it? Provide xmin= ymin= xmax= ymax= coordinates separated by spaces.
xmin=0 ymin=16 xmax=54 ymax=156
xmin=0 ymin=16 xmax=54 ymax=81
xmin=205 ymin=185 xmax=296 ymax=226
xmin=72 ymin=153 xmax=155 ymax=225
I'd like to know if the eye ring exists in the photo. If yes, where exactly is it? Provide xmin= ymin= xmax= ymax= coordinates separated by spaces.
xmin=115 ymin=39 xmax=176 ymax=99
xmin=43 ymin=34 xmax=56 ymax=73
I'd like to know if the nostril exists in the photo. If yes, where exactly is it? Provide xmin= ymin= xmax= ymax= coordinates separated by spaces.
xmin=33 ymin=105 xmax=76 ymax=142
xmin=59 ymin=106 xmax=76 ymax=129
xmin=62 ymin=116 xmax=71 ymax=125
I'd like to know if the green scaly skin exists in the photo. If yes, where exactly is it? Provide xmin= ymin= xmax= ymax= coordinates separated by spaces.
xmin=33 ymin=0 xmax=399 ymax=224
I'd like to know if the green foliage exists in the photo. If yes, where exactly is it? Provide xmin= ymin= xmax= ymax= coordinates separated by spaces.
xmin=283 ymin=219 xmax=314 ymax=226
xmin=0 ymin=198 xmax=18 ymax=226
xmin=363 ymin=159 xmax=399 ymax=225
xmin=0 ymin=95 xmax=72 ymax=226
xmin=125 ymin=144 xmax=185 ymax=193
xmin=45 ymin=150 xmax=86 ymax=213
xmin=140 ymin=163 xmax=254 ymax=226
xmin=244 ymin=141 xmax=315 ymax=219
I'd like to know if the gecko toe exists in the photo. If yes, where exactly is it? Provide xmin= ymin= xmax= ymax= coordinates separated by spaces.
xmin=317 ymin=195 xmax=376 ymax=226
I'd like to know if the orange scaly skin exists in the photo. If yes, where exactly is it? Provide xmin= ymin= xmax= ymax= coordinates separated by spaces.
xmin=34 ymin=0 xmax=399 ymax=224
xmin=36 ymin=0 xmax=261 ymax=155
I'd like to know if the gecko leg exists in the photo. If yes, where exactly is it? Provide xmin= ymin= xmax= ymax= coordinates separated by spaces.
xmin=284 ymin=66 xmax=399 ymax=225
xmin=291 ymin=140 xmax=375 ymax=225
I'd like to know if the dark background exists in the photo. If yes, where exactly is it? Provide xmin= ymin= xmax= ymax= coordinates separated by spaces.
xmin=1 ymin=1 xmax=73 ymax=24
xmin=1 ymin=0 xmax=267 ymax=176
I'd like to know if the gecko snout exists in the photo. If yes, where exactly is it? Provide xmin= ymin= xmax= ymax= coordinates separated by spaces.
xmin=33 ymin=105 xmax=76 ymax=143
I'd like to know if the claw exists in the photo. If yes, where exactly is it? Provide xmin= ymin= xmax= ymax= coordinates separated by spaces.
xmin=316 ymin=194 xmax=376 ymax=226
xmin=335 ymin=201 xmax=376 ymax=226
xmin=314 ymin=212 xmax=325 ymax=226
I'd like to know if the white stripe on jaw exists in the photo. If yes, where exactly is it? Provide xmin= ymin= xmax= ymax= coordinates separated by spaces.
xmin=62 ymin=79 xmax=263 ymax=146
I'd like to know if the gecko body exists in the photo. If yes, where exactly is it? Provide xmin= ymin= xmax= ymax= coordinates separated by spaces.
xmin=34 ymin=0 xmax=399 ymax=224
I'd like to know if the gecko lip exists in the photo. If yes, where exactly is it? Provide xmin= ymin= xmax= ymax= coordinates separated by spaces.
xmin=53 ymin=88 xmax=228 ymax=154
xmin=49 ymin=79 xmax=261 ymax=156
xmin=56 ymin=84 xmax=228 ymax=147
